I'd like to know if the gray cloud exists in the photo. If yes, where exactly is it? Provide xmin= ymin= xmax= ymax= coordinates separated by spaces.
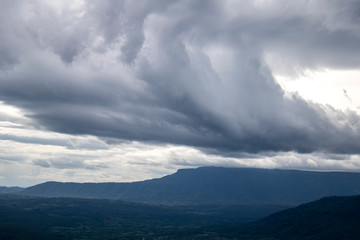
xmin=0 ymin=132 xmax=108 ymax=150
xmin=33 ymin=158 xmax=108 ymax=170
xmin=0 ymin=0 xmax=360 ymax=157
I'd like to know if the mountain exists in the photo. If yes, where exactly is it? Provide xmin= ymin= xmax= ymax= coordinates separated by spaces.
xmin=220 ymin=195 xmax=360 ymax=240
xmin=0 ymin=186 xmax=23 ymax=194
xmin=19 ymin=167 xmax=360 ymax=205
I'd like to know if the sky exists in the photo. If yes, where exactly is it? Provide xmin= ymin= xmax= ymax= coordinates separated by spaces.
xmin=1 ymin=0 xmax=360 ymax=187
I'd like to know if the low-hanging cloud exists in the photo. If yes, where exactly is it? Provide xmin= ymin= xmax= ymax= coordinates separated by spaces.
xmin=33 ymin=158 xmax=108 ymax=170
xmin=1 ymin=0 xmax=360 ymax=157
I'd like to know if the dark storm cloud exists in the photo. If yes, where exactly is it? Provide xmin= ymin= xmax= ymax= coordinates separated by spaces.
xmin=1 ymin=0 xmax=360 ymax=155
xmin=234 ymin=2 xmax=360 ymax=71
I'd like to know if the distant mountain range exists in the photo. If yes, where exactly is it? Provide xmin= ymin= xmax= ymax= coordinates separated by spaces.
xmin=0 ymin=186 xmax=23 ymax=194
xmin=16 ymin=167 xmax=360 ymax=205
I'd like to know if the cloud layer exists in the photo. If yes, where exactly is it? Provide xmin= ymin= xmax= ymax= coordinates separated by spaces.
xmin=1 ymin=0 xmax=360 ymax=160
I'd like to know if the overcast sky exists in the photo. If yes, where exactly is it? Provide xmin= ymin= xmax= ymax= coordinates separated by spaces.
xmin=1 ymin=0 xmax=360 ymax=187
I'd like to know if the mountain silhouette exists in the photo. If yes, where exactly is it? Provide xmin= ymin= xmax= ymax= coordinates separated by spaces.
xmin=18 ymin=167 xmax=360 ymax=205
xmin=0 ymin=187 xmax=23 ymax=194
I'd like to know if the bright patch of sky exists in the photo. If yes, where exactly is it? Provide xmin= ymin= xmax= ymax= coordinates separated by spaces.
xmin=277 ymin=70 xmax=360 ymax=113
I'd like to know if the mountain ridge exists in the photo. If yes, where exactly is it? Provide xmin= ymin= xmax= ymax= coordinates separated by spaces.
xmin=0 ymin=186 xmax=24 ymax=194
xmin=18 ymin=167 xmax=360 ymax=205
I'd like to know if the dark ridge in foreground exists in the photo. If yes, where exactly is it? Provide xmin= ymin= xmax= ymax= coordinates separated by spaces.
xmin=219 ymin=195 xmax=360 ymax=240
xmin=19 ymin=167 xmax=360 ymax=205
